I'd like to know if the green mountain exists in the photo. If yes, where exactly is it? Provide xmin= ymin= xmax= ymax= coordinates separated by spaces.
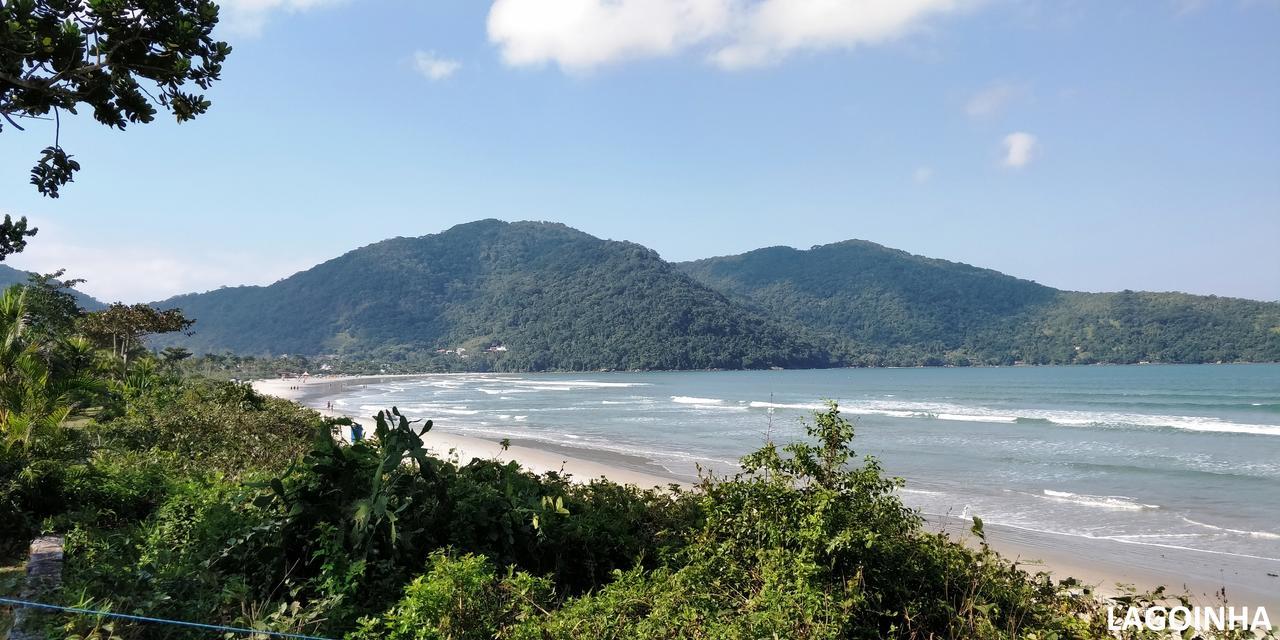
xmin=153 ymin=220 xmax=836 ymax=371
xmin=0 ymin=263 xmax=26 ymax=288
xmin=0 ymin=263 xmax=106 ymax=310
xmin=151 ymin=223 xmax=1279 ymax=370
xmin=678 ymin=241 xmax=1280 ymax=366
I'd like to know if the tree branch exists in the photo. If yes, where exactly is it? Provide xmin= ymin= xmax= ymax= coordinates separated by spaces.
xmin=0 ymin=110 xmax=25 ymax=131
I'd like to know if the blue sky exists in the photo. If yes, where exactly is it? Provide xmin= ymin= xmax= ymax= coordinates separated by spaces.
xmin=1 ymin=0 xmax=1277 ymax=302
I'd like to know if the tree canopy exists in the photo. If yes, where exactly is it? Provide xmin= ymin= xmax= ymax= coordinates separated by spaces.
xmin=81 ymin=302 xmax=194 ymax=372
xmin=0 ymin=214 xmax=36 ymax=261
xmin=1 ymin=0 xmax=231 ymax=197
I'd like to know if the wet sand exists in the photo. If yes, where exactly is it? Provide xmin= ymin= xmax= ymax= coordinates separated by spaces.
xmin=254 ymin=375 xmax=683 ymax=489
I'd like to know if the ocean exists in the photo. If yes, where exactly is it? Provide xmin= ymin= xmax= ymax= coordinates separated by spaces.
xmin=319 ymin=364 xmax=1280 ymax=565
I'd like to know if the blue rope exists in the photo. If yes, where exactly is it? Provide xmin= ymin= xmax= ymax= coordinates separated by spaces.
xmin=0 ymin=596 xmax=335 ymax=639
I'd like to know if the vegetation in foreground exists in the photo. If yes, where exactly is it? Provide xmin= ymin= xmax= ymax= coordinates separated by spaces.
xmin=0 ymin=278 xmax=1273 ymax=640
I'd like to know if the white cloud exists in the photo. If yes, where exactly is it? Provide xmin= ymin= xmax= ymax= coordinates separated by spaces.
xmin=1173 ymin=0 xmax=1208 ymax=15
xmin=711 ymin=0 xmax=966 ymax=69
xmin=1001 ymin=131 xmax=1037 ymax=168
xmin=486 ymin=0 xmax=973 ymax=72
xmin=413 ymin=51 xmax=462 ymax=80
xmin=487 ymin=0 xmax=732 ymax=71
xmin=965 ymin=81 xmax=1024 ymax=118
xmin=913 ymin=166 xmax=933 ymax=183
xmin=1173 ymin=0 xmax=1280 ymax=16
xmin=217 ymin=0 xmax=344 ymax=37
xmin=3 ymin=221 xmax=312 ymax=302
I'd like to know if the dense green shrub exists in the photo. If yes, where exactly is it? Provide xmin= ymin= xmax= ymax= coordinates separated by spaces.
xmin=4 ymin=268 xmax=1276 ymax=639
xmin=198 ymin=408 xmax=693 ymax=634
xmin=61 ymin=475 xmax=271 ymax=639
xmin=349 ymin=552 xmax=552 ymax=640
xmin=497 ymin=402 xmax=1089 ymax=639
xmin=23 ymin=380 xmax=1270 ymax=639
xmin=96 ymin=378 xmax=327 ymax=477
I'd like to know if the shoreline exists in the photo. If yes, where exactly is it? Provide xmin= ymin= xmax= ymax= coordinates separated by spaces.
xmin=930 ymin=515 xmax=1280 ymax=607
xmin=253 ymin=375 xmax=684 ymax=489
xmin=251 ymin=373 xmax=1280 ymax=608
xmin=253 ymin=361 xmax=1280 ymax=379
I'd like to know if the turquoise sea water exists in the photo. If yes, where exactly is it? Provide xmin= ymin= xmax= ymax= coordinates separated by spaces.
xmin=323 ymin=364 xmax=1280 ymax=562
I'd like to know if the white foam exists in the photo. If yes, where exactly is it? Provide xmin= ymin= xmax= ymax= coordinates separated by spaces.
xmin=511 ymin=379 xmax=650 ymax=389
xmin=749 ymin=401 xmax=826 ymax=410
xmin=692 ymin=404 xmax=748 ymax=411
xmin=1181 ymin=517 xmax=1280 ymax=540
xmin=1041 ymin=489 xmax=1159 ymax=511
xmin=899 ymin=488 xmax=945 ymax=496
xmin=936 ymin=412 xmax=1018 ymax=423
xmin=672 ymin=396 xmax=723 ymax=404
xmin=956 ymin=519 xmax=1280 ymax=563
xmin=376 ymin=403 xmax=480 ymax=416
xmin=816 ymin=399 xmax=1280 ymax=437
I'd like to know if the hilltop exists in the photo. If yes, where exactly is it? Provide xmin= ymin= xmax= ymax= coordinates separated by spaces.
xmin=147 ymin=221 xmax=1280 ymax=369
xmin=0 ymin=263 xmax=105 ymax=310
xmin=678 ymin=241 xmax=1280 ymax=366
xmin=153 ymin=220 xmax=836 ymax=370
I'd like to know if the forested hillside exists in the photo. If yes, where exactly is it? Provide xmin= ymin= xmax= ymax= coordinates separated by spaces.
xmin=153 ymin=220 xmax=836 ymax=371
xmin=0 ymin=264 xmax=105 ymax=310
xmin=0 ymin=264 xmax=25 ymax=287
xmin=0 ymin=279 xmax=1148 ymax=637
xmin=149 ymin=222 xmax=1279 ymax=369
xmin=988 ymin=290 xmax=1280 ymax=365
xmin=679 ymin=241 xmax=1280 ymax=366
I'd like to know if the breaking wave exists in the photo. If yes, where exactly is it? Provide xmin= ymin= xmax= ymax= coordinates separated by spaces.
xmin=1040 ymin=489 xmax=1159 ymax=511
xmin=745 ymin=399 xmax=1280 ymax=437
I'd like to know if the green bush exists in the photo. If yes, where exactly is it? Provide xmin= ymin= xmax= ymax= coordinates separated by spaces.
xmin=503 ymin=402 xmax=1074 ymax=639
xmin=96 ymin=378 xmax=327 ymax=477
xmin=33 ymin=384 xmax=1262 ymax=640
xmin=350 ymin=552 xmax=552 ymax=640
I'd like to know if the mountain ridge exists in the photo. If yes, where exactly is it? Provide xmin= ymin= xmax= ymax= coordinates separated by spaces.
xmin=143 ymin=220 xmax=1278 ymax=369
xmin=0 ymin=263 xmax=106 ymax=310
xmin=153 ymin=220 xmax=837 ymax=370
xmin=677 ymin=240 xmax=1280 ymax=366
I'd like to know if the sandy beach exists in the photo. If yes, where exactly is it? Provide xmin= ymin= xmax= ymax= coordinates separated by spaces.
xmin=253 ymin=375 xmax=683 ymax=489
xmin=252 ymin=374 xmax=1280 ymax=608
xmin=931 ymin=516 xmax=1279 ymax=607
